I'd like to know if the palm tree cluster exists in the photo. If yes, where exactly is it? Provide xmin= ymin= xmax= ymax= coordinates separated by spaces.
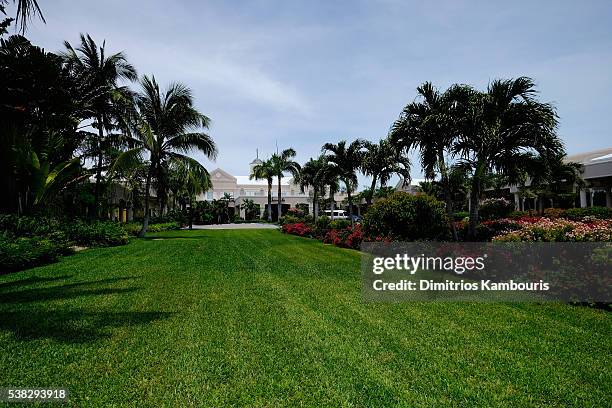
xmin=390 ymin=77 xmax=566 ymax=238
xmin=1 ymin=22 xmax=217 ymax=236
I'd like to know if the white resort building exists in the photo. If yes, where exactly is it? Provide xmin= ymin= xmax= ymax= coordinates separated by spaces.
xmin=197 ymin=156 xmax=348 ymax=219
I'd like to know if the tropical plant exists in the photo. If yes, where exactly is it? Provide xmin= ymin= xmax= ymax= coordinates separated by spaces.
xmin=0 ymin=0 xmax=44 ymax=33
xmin=270 ymin=149 xmax=300 ymax=221
xmin=362 ymin=138 xmax=411 ymax=205
xmin=112 ymin=75 xmax=217 ymax=237
xmin=167 ymin=157 xmax=212 ymax=210
xmin=240 ymin=198 xmax=258 ymax=220
xmin=62 ymin=34 xmax=137 ymax=218
xmin=250 ymin=158 xmax=274 ymax=222
xmin=452 ymin=77 xmax=564 ymax=238
xmin=390 ymin=82 xmax=464 ymax=240
xmin=296 ymin=155 xmax=332 ymax=223
xmin=362 ymin=192 xmax=450 ymax=241
xmin=0 ymin=34 xmax=90 ymax=214
xmin=322 ymin=140 xmax=367 ymax=226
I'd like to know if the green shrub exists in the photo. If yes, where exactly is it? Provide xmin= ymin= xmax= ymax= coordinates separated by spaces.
xmin=314 ymin=216 xmax=331 ymax=237
xmin=124 ymin=222 xmax=181 ymax=236
xmin=563 ymin=206 xmax=612 ymax=220
xmin=146 ymin=222 xmax=181 ymax=233
xmin=0 ymin=214 xmax=61 ymax=237
xmin=329 ymin=219 xmax=351 ymax=230
xmin=479 ymin=198 xmax=514 ymax=220
xmin=279 ymin=214 xmax=303 ymax=225
xmin=362 ymin=192 xmax=450 ymax=241
xmin=508 ymin=210 xmax=529 ymax=219
xmin=64 ymin=220 xmax=129 ymax=247
xmin=543 ymin=208 xmax=565 ymax=218
xmin=453 ymin=211 xmax=469 ymax=221
xmin=0 ymin=235 xmax=72 ymax=273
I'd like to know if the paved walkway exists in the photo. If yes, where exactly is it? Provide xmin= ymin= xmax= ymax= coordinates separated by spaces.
xmin=187 ymin=223 xmax=279 ymax=230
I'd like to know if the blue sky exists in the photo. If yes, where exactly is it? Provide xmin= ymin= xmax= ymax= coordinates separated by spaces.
xmin=24 ymin=0 xmax=612 ymax=186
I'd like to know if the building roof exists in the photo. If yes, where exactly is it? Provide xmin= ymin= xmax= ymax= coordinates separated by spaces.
xmin=565 ymin=147 xmax=612 ymax=164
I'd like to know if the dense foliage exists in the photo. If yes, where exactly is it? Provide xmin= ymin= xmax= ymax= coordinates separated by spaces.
xmin=362 ymin=192 xmax=450 ymax=241
xmin=478 ymin=198 xmax=514 ymax=220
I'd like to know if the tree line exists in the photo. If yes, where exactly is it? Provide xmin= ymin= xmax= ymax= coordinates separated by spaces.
xmin=2 ymin=1 xmax=574 ymax=240
xmin=1 ymin=11 xmax=217 ymax=236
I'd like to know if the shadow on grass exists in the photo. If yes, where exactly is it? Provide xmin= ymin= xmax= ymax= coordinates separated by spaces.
xmin=0 ymin=275 xmax=172 ymax=342
xmin=0 ymin=275 xmax=73 ymax=291
xmin=0 ymin=310 xmax=174 ymax=342
xmin=0 ymin=277 xmax=141 ymax=304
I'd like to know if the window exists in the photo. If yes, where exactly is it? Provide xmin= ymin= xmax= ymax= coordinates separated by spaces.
xmin=207 ymin=191 xmax=213 ymax=200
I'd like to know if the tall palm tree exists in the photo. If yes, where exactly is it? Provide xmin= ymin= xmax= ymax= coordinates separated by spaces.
xmin=112 ymin=75 xmax=217 ymax=237
xmin=0 ymin=0 xmax=44 ymax=33
xmin=362 ymin=138 xmax=411 ymax=205
xmin=390 ymin=82 xmax=463 ymax=239
xmin=452 ymin=77 xmax=563 ymax=238
xmin=296 ymin=155 xmax=331 ymax=223
xmin=62 ymin=34 xmax=137 ymax=218
xmin=322 ymin=140 xmax=366 ymax=226
xmin=250 ymin=158 xmax=274 ymax=222
xmin=270 ymin=148 xmax=300 ymax=221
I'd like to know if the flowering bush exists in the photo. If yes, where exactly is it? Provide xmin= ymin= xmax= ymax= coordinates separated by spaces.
xmin=323 ymin=224 xmax=363 ymax=249
xmin=493 ymin=218 xmax=612 ymax=242
xmin=281 ymin=222 xmax=314 ymax=237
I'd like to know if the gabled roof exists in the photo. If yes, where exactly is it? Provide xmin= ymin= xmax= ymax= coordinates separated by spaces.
xmin=210 ymin=168 xmax=237 ymax=182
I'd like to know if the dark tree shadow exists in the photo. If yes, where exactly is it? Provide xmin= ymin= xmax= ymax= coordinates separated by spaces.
xmin=0 ymin=310 xmax=174 ymax=342
xmin=0 ymin=277 xmax=142 ymax=304
xmin=0 ymin=275 xmax=73 ymax=291
xmin=0 ymin=275 xmax=171 ymax=343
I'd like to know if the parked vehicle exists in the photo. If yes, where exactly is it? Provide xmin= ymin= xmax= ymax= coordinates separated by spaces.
xmin=324 ymin=210 xmax=349 ymax=219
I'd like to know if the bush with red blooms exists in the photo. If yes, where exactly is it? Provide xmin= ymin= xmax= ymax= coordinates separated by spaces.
xmin=281 ymin=222 xmax=314 ymax=237
xmin=323 ymin=224 xmax=364 ymax=249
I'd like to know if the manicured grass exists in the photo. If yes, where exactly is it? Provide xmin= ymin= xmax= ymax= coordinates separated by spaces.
xmin=0 ymin=229 xmax=610 ymax=407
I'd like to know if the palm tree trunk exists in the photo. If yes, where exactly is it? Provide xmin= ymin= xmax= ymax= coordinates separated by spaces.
xmin=267 ymin=180 xmax=272 ymax=222
xmin=330 ymin=192 xmax=335 ymax=220
xmin=277 ymin=175 xmax=282 ymax=222
xmin=468 ymin=166 xmax=483 ymax=240
xmin=93 ymin=115 xmax=104 ymax=219
xmin=367 ymin=175 xmax=377 ymax=206
xmin=438 ymin=153 xmax=458 ymax=241
xmin=139 ymin=166 xmax=153 ymax=238
xmin=313 ymin=190 xmax=318 ymax=224
xmin=347 ymin=188 xmax=354 ymax=227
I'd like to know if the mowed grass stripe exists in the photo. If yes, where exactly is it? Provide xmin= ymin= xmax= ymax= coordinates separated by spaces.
xmin=0 ymin=229 xmax=610 ymax=407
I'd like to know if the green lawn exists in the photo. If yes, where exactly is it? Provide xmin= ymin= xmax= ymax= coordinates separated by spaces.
xmin=0 ymin=229 xmax=610 ymax=407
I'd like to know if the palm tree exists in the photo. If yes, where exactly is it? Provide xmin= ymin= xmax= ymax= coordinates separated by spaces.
xmin=522 ymin=153 xmax=583 ymax=212
xmin=296 ymin=155 xmax=330 ymax=223
xmin=390 ymin=82 xmax=463 ymax=240
xmin=168 ymin=158 xmax=212 ymax=210
xmin=250 ymin=158 xmax=274 ymax=222
xmin=62 ymin=34 xmax=137 ymax=218
xmin=112 ymin=75 xmax=217 ymax=237
xmin=362 ymin=138 xmax=411 ymax=205
xmin=240 ymin=198 xmax=258 ymax=220
xmin=322 ymin=140 xmax=367 ymax=226
xmin=452 ymin=77 xmax=564 ymax=238
xmin=0 ymin=0 xmax=44 ymax=33
xmin=270 ymin=149 xmax=300 ymax=221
